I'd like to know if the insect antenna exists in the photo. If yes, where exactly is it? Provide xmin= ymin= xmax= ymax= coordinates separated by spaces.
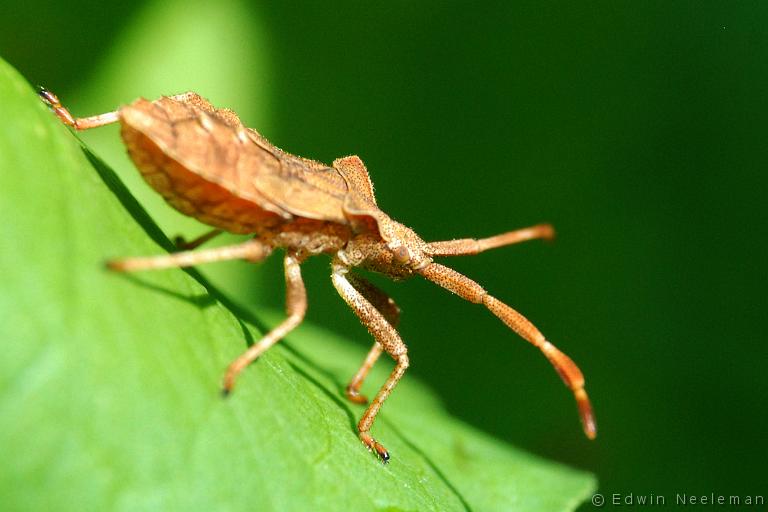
xmin=417 ymin=262 xmax=596 ymax=439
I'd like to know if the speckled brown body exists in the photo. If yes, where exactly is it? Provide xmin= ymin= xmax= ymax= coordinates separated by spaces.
xmin=40 ymin=88 xmax=596 ymax=464
xmin=119 ymin=93 xmax=362 ymax=258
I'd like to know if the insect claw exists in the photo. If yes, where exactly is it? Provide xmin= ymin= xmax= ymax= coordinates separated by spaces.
xmin=37 ymin=86 xmax=76 ymax=127
xmin=539 ymin=223 xmax=556 ymax=242
xmin=104 ymin=259 xmax=121 ymax=271
xmin=360 ymin=432 xmax=390 ymax=463
xmin=221 ymin=374 xmax=237 ymax=397
xmin=37 ymin=86 xmax=55 ymax=104
xmin=576 ymin=388 xmax=597 ymax=439
xmin=345 ymin=385 xmax=369 ymax=404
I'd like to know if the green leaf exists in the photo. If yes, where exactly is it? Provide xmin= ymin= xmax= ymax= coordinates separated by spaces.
xmin=65 ymin=0 xmax=275 ymax=309
xmin=0 ymin=58 xmax=595 ymax=511
xmin=69 ymin=0 xmax=271 ymax=236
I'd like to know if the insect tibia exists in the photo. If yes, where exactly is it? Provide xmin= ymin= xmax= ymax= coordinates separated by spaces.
xmin=39 ymin=87 xmax=120 ymax=131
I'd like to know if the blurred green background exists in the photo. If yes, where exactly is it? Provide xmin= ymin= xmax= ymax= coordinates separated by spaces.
xmin=3 ymin=0 xmax=766 ymax=504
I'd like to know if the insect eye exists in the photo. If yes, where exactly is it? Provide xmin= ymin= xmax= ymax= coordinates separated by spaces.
xmin=392 ymin=245 xmax=410 ymax=265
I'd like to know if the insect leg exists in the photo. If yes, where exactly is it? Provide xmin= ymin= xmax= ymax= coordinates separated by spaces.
xmin=344 ymin=342 xmax=383 ymax=405
xmin=38 ymin=88 xmax=120 ymax=130
xmin=418 ymin=262 xmax=597 ymax=439
xmin=222 ymin=251 xmax=306 ymax=394
xmin=343 ymin=274 xmax=401 ymax=404
xmin=107 ymin=239 xmax=271 ymax=272
xmin=424 ymin=223 xmax=555 ymax=256
xmin=332 ymin=258 xmax=408 ymax=463
xmin=173 ymin=229 xmax=224 ymax=250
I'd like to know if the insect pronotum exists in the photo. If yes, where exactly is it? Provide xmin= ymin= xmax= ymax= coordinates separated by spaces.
xmin=40 ymin=88 xmax=596 ymax=462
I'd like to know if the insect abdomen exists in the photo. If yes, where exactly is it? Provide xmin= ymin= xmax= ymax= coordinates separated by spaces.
xmin=121 ymin=123 xmax=286 ymax=234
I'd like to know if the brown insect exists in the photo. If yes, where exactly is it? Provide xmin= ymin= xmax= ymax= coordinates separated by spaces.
xmin=39 ymin=88 xmax=596 ymax=462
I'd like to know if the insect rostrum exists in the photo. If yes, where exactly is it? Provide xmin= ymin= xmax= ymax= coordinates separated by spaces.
xmin=39 ymin=88 xmax=596 ymax=463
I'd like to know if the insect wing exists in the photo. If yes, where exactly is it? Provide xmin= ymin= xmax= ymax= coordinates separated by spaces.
xmin=121 ymin=97 xmax=290 ymax=218
xmin=254 ymin=160 xmax=349 ymax=224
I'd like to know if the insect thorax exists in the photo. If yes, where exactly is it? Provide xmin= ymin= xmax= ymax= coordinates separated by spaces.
xmin=260 ymin=220 xmax=352 ymax=257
